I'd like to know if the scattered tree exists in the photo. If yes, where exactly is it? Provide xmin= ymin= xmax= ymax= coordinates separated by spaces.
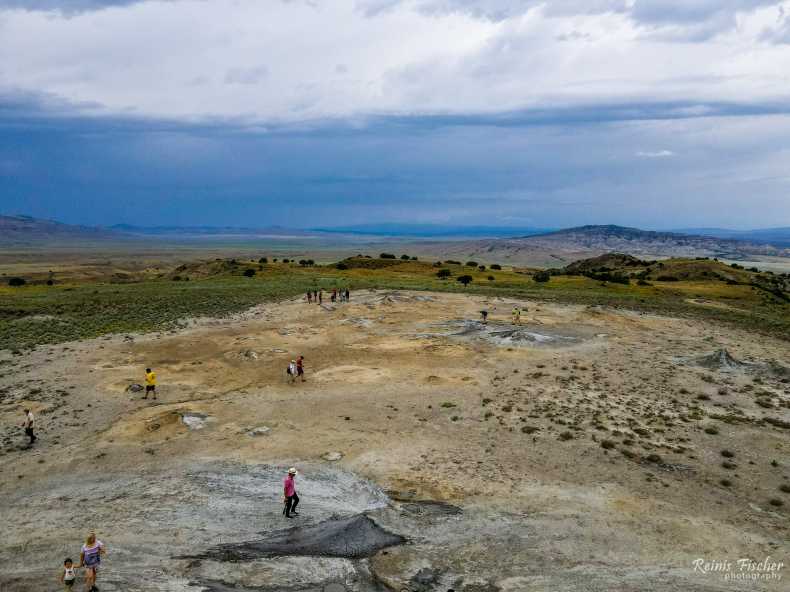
xmin=487 ymin=275 xmax=495 ymax=281
xmin=457 ymin=275 xmax=473 ymax=286
xmin=258 ymin=257 xmax=268 ymax=264
xmin=436 ymin=269 xmax=452 ymax=279
xmin=533 ymin=270 xmax=551 ymax=283
xmin=400 ymin=254 xmax=410 ymax=260
xmin=465 ymin=261 xmax=478 ymax=267
xmin=380 ymin=253 xmax=397 ymax=259
xmin=490 ymin=264 xmax=502 ymax=270
xmin=7 ymin=277 xmax=26 ymax=287
xmin=478 ymin=265 xmax=486 ymax=272
xmin=243 ymin=269 xmax=256 ymax=278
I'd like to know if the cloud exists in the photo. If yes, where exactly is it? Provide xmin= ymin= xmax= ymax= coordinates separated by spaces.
xmin=636 ymin=149 xmax=675 ymax=157
xmin=0 ymin=0 xmax=148 ymax=13
xmin=224 ymin=65 xmax=269 ymax=85
xmin=1 ymin=0 xmax=788 ymax=124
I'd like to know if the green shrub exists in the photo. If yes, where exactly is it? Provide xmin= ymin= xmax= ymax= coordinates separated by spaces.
xmin=436 ymin=269 xmax=452 ymax=279
xmin=533 ymin=271 xmax=551 ymax=283
xmin=243 ymin=269 xmax=256 ymax=278
xmin=8 ymin=277 xmax=26 ymax=287
xmin=457 ymin=275 xmax=473 ymax=286
xmin=380 ymin=253 xmax=396 ymax=259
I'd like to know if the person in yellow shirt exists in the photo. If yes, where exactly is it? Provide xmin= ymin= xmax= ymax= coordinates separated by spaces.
xmin=144 ymin=367 xmax=157 ymax=400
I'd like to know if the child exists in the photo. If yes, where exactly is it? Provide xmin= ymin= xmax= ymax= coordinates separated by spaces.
xmin=60 ymin=558 xmax=77 ymax=590
xmin=287 ymin=360 xmax=297 ymax=384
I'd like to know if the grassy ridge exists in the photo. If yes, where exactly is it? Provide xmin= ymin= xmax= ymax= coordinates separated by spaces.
xmin=1 ymin=259 xmax=788 ymax=351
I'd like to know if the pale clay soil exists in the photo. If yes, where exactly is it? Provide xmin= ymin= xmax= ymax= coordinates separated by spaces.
xmin=0 ymin=290 xmax=788 ymax=592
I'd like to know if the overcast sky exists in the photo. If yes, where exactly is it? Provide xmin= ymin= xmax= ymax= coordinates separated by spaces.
xmin=1 ymin=0 xmax=790 ymax=229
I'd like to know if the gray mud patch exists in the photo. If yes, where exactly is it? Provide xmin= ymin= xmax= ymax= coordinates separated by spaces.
xmin=181 ymin=411 xmax=210 ymax=430
xmin=190 ymin=514 xmax=405 ymax=561
xmin=0 ymin=462 xmax=394 ymax=591
xmin=425 ymin=320 xmax=583 ymax=348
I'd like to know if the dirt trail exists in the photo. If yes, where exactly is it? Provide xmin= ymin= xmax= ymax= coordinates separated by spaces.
xmin=0 ymin=290 xmax=787 ymax=591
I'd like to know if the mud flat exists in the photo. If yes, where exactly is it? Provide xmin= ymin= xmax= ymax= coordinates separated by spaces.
xmin=0 ymin=291 xmax=787 ymax=591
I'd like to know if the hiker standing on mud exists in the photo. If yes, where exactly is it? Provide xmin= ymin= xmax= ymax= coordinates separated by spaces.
xmin=21 ymin=408 xmax=36 ymax=446
xmin=296 ymin=355 xmax=305 ymax=382
xmin=78 ymin=531 xmax=105 ymax=592
xmin=143 ymin=368 xmax=157 ymax=400
xmin=283 ymin=467 xmax=300 ymax=518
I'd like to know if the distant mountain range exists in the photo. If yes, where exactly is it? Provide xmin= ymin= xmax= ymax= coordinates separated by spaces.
xmin=109 ymin=224 xmax=317 ymax=237
xmin=0 ymin=214 xmax=119 ymax=245
xmin=672 ymin=227 xmax=790 ymax=246
xmin=1 ymin=216 xmax=789 ymax=264
xmin=311 ymin=223 xmax=553 ymax=238
xmin=417 ymin=224 xmax=790 ymax=267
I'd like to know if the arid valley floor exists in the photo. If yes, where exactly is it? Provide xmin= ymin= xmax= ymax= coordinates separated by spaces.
xmin=1 ymin=290 xmax=788 ymax=591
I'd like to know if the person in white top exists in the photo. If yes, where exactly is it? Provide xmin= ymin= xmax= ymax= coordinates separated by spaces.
xmin=21 ymin=408 xmax=36 ymax=445
xmin=60 ymin=557 xmax=77 ymax=590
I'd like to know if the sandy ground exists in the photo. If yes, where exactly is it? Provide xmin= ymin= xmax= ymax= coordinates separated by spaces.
xmin=0 ymin=290 xmax=788 ymax=591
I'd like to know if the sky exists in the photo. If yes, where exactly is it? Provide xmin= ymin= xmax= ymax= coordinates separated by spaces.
xmin=1 ymin=0 xmax=790 ymax=229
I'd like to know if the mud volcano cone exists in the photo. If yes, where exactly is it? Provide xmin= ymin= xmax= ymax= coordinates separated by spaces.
xmin=695 ymin=349 xmax=742 ymax=371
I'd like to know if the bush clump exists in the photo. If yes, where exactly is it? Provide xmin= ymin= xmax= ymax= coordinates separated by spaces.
xmin=457 ymin=275 xmax=473 ymax=286
xmin=8 ymin=277 xmax=26 ymax=287
xmin=380 ymin=253 xmax=396 ymax=259
xmin=436 ymin=269 xmax=452 ymax=279
xmin=533 ymin=270 xmax=551 ymax=283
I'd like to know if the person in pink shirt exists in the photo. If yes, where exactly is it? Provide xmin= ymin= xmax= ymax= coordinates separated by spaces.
xmin=283 ymin=467 xmax=299 ymax=518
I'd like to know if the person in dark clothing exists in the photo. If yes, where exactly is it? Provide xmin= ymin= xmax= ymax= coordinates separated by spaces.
xmin=345 ymin=288 xmax=350 ymax=302
xmin=307 ymin=291 xmax=312 ymax=304
xmin=283 ymin=467 xmax=300 ymax=518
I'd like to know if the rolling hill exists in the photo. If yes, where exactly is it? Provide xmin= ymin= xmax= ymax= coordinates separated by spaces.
xmin=0 ymin=215 xmax=123 ymax=245
xmin=420 ymin=225 xmax=790 ymax=268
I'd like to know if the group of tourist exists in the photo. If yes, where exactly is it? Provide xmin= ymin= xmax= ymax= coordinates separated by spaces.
xmin=306 ymin=287 xmax=350 ymax=304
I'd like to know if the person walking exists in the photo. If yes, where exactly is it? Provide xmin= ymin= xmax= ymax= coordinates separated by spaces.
xmin=60 ymin=558 xmax=78 ymax=590
xmin=78 ymin=531 xmax=105 ymax=592
xmin=307 ymin=291 xmax=312 ymax=304
xmin=512 ymin=306 xmax=521 ymax=325
xmin=480 ymin=309 xmax=488 ymax=324
xmin=283 ymin=467 xmax=300 ymax=518
xmin=296 ymin=355 xmax=305 ymax=382
xmin=143 ymin=368 xmax=157 ymax=400
xmin=345 ymin=288 xmax=350 ymax=302
xmin=318 ymin=290 xmax=323 ymax=305
xmin=21 ymin=408 xmax=36 ymax=446
xmin=331 ymin=289 xmax=337 ymax=303
xmin=287 ymin=360 xmax=297 ymax=384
